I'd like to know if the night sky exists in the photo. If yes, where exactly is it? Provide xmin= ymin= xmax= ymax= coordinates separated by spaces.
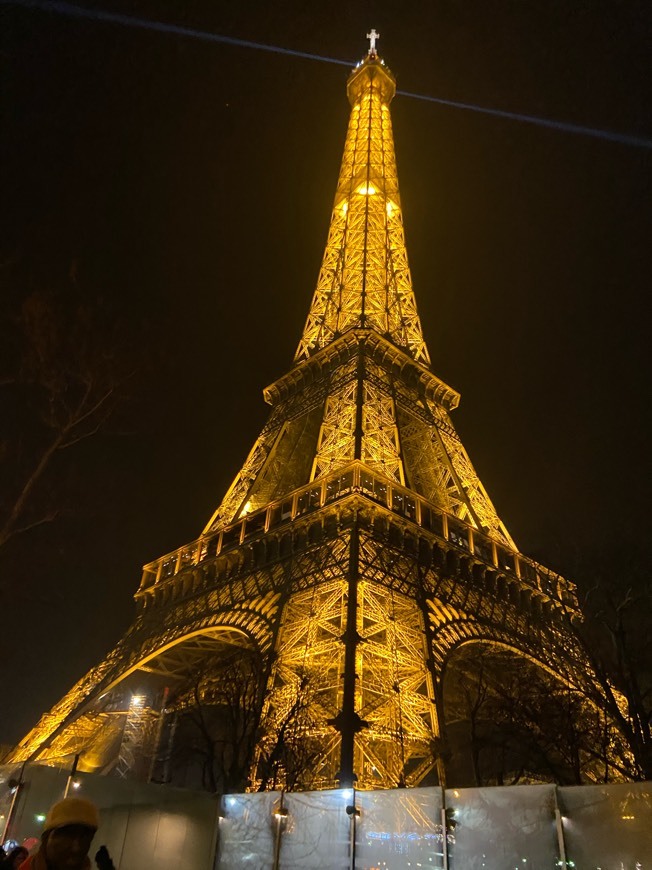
xmin=1 ymin=0 xmax=650 ymax=748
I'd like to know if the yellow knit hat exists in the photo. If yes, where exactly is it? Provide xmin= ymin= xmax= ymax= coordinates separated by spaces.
xmin=43 ymin=797 xmax=100 ymax=833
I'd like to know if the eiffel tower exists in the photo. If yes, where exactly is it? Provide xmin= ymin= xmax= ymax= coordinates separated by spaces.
xmin=11 ymin=36 xmax=584 ymax=790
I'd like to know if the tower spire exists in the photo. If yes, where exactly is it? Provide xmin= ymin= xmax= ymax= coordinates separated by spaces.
xmin=295 ymin=44 xmax=430 ymax=365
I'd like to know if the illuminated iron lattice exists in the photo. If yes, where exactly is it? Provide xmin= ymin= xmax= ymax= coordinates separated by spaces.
xmin=296 ymin=58 xmax=429 ymax=365
xmin=10 ymin=51 xmax=592 ymax=790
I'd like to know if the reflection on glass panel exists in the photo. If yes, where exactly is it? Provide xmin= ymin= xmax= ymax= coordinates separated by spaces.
xmin=12 ymin=767 xmax=652 ymax=870
xmin=357 ymin=787 xmax=445 ymax=870
xmin=404 ymin=496 xmax=417 ymax=520
xmin=361 ymin=471 xmax=375 ymax=496
xmin=558 ymin=783 xmax=652 ymax=869
xmin=325 ymin=477 xmax=339 ymax=503
xmin=374 ymin=478 xmax=388 ymax=504
xmin=447 ymin=784 xmax=558 ymax=870
xmin=282 ymin=790 xmax=350 ymax=868
xmin=448 ymin=520 xmax=470 ymax=551
xmin=180 ymin=547 xmax=195 ymax=567
xmin=296 ymin=492 xmax=310 ymax=516
xmin=199 ymin=536 xmax=219 ymax=561
xmin=421 ymin=506 xmax=444 ymax=536
xmin=162 ymin=558 xmax=176 ymax=579
xmin=472 ymin=535 xmax=493 ymax=565
xmin=339 ymin=470 xmax=354 ymax=494
xmin=360 ymin=473 xmax=389 ymax=505
xmin=221 ymin=525 xmax=241 ymax=550
xmin=295 ymin=487 xmax=322 ymax=515
xmin=82 ymin=774 xmax=217 ymax=870
xmin=309 ymin=485 xmax=322 ymax=508
xmin=392 ymin=490 xmax=416 ymax=518
xmin=326 ymin=471 xmax=354 ymax=503
xmin=269 ymin=500 xmax=292 ymax=527
xmin=496 ymin=547 xmax=515 ymax=573
xmin=219 ymin=792 xmax=278 ymax=869
xmin=391 ymin=490 xmax=403 ymax=514
xmin=243 ymin=511 xmax=266 ymax=538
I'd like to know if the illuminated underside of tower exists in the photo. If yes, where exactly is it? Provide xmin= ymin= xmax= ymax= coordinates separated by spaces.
xmin=11 ymin=48 xmax=585 ymax=790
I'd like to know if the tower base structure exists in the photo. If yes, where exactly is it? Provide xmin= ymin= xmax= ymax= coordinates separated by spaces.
xmin=11 ymin=457 xmax=585 ymax=790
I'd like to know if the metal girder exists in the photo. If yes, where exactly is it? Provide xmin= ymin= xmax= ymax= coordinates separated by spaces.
xmin=137 ymin=630 xmax=248 ymax=679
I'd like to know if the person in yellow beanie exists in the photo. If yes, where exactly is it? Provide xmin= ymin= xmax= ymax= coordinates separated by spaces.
xmin=18 ymin=797 xmax=112 ymax=870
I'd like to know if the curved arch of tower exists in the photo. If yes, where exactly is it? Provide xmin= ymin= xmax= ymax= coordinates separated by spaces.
xmin=11 ymin=45 xmax=596 ymax=790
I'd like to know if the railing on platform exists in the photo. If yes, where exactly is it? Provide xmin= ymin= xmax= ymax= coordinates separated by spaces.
xmin=139 ymin=462 xmax=575 ymax=607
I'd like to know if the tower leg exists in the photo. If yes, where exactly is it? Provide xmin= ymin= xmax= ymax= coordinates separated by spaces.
xmin=434 ymin=692 xmax=448 ymax=789
xmin=417 ymin=565 xmax=449 ymax=788
xmin=338 ymin=524 xmax=361 ymax=788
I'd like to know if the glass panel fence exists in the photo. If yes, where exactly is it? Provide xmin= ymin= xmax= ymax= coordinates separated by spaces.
xmin=296 ymin=486 xmax=322 ymax=517
xmin=360 ymin=471 xmax=375 ymax=497
xmin=308 ymin=485 xmax=322 ymax=509
xmin=220 ymin=525 xmax=241 ymax=550
xmin=198 ymin=536 xmax=218 ymax=562
xmin=325 ymin=471 xmax=354 ymax=503
xmin=558 ymin=782 xmax=652 ymax=869
xmin=244 ymin=511 xmax=267 ymax=537
xmin=496 ymin=547 xmax=516 ymax=574
xmin=447 ymin=520 xmax=470 ymax=551
xmin=269 ymin=499 xmax=294 ymax=527
xmin=403 ymin=496 xmax=417 ymax=521
xmin=5 ymin=766 xmax=651 ymax=870
xmin=357 ymin=786 xmax=445 ymax=870
xmin=282 ymin=790 xmax=350 ymax=869
xmin=446 ymin=784 xmax=558 ymax=870
xmin=179 ymin=547 xmax=195 ymax=568
xmin=472 ymin=534 xmax=493 ymax=565
xmin=421 ymin=506 xmax=444 ymax=536
xmin=390 ymin=489 xmax=417 ymax=520
xmin=161 ymin=558 xmax=177 ymax=579
xmin=218 ymin=792 xmax=278 ymax=869
xmin=360 ymin=473 xmax=388 ymax=505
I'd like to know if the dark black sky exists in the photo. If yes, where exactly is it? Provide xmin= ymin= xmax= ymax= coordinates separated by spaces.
xmin=1 ymin=0 xmax=650 ymax=747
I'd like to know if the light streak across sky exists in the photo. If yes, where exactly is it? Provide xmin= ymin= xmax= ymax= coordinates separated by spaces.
xmin=4 ymin=0 xmax=652 ymax=149
xmin=6 ymin=0 xmax=353 ymax=66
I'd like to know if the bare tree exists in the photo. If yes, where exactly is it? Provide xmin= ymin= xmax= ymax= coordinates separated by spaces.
xmin=163 ymin=646 xmax=268 ymax=794
xmin=560 ymin=561 xmax=652 ymax=780
xmin=444 ymin=645 xmax=631 ymax=787
xmin=255 ymin=671 xmax=326 ymax=792
xmin=161 ymin=650 xmax=329 ymax=794
xmin=0 ymin=278 xmax=128 ymax=555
